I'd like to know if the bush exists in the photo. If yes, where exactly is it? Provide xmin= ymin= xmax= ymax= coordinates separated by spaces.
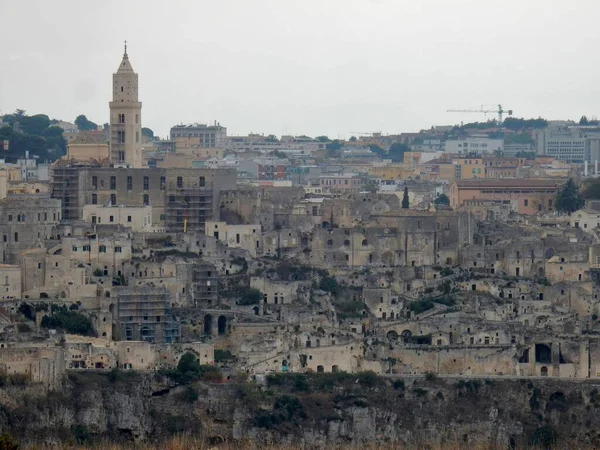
xmin=180 ymin=386 xmax=199 ymax=403
xmin=409 ymin=299 xmax=434 ymax=315
xmin=16 ymin=323 xmax=31 ymax=333
xmin=425 ymin=372 xmax=437 ymax=381
xmin=40 ymin=305 xmax=93 ymax=335
xmin=238 ymin=288 xmax=262 ymax=306
xmin=93 ymin=268 xmax=104 ymax=277
xmin=393 ymin=379 xmax=405 ymax=391
xmin=214 ymin=349 xmax=234 ymax=362
xmin=161 ymin=352 xmax=222 ymax=384
xmin=319 ymin=276 xmax=341 ymax=296
xmin=440 ymin=267 xmax=454 ymax=277
xmin=0 ymin=433 xmax=20 ymax=450
xmin=529 ymin=425 xmax=557 ymax=448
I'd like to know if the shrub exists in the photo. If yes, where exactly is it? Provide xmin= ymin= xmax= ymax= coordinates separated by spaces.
xmin=393 ymin=379 xmax=405 ymax=391
xmin=319 ymin=276 xmax=341 ymax=296
xmin=238 ymin=288 xmax=262 ymax=306
xmin=40 ymin=306 xmax=93 ymax=335
xmin=161 ymin=352 xmax=222 ymax=384
xmin=180 ymin=386 xmax=199 ymax=403
xmin=214 ymin=349 xmax=234 ymax=362
xmin=0 ymin=433 xmax=20 ymax=450
xmin=356 ymin=371 xmax=378 ymax=388
xmin=93 ymin=268 xmax=104 ymax=277
xmin=16 ymin=323 xmax=31 ymax=333
xmin=409 ymin=299 xmax=434 ymax=315
xmin=440 ymin=267 xmax=454 ymax=277
xmin=425 ymin=372 xmax=437 ymax=381
xmin=529 ymin=425 xmax=557 ymax=448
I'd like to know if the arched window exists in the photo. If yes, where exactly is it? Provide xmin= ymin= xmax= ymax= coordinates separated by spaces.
xmin=199 ymin=176 xmax=206 ymax=187
xmin=143 ymin=194 xmax=149 ymax=206
xmin=344 ymin=239 xmax=350 ymax=246
xmin=327 ymin=239 xmax=333 ymax=246
xmin=362 ymin=239 xmax=368 ymax=246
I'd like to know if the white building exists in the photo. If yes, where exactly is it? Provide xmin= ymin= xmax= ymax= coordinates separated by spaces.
xmin=444 ymin=137 xmax=503 ymax=155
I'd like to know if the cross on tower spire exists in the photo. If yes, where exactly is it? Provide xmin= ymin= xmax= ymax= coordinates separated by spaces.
xmin=124 ymin=40 xmax=128 ymax=56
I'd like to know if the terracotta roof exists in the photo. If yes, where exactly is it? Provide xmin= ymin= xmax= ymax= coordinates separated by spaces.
xmin=453 ymin=179 xmax=561 ymax=189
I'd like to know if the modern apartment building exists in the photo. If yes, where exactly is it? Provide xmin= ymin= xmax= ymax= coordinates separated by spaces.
xmin=170 ymin=123 xmax=227 ymax=148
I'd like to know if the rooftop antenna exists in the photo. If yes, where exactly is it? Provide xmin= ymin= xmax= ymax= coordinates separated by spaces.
xmin=124 ymin=40 xmax=127 ymax=55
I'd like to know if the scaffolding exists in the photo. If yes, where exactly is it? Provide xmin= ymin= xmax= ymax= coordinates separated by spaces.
xmin=192 ymin=262 xmax=218 ymax=307
xmin=51 ymin=166 xmax=81 ymax=221
xmin=117 ymin=286 xmax=180 ymax=343
xmin=164 ymin=181 xmax=214 ymax=234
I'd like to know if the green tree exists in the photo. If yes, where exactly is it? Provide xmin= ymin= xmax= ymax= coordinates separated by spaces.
xmin=580 ymin=115 xmax=589 ymax=125
xmin=555 ymin=178 xmax=584 ymax=213
xmin=316 ymin=135 xmax=329 ymax=142
xmin=402 ymin=186 xmax=409 ymax=209
xmin=319 ymin=276 xmax=341 ymax=296
xmin=368 ymin=144 xmax=385 ymax=158
xmin=349 ymin=136 xmax=357 ymax=142
xmin=238 ymin=288 xmax=262 ymax=306
xmin=388 ymin=143 xmax=410 ymax=163
xmin=434 ymin=193 xmax=449 ymax=206
xmin=74 ymin=114 xmax=98 ymax=131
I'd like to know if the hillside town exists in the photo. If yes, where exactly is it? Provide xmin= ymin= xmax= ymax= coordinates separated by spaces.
xmin=4 ymin=46 xmax=600 ymax=387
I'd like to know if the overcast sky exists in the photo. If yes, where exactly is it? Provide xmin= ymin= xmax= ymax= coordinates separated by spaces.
xmin=1 ymin=0 xmax=600 ymax=138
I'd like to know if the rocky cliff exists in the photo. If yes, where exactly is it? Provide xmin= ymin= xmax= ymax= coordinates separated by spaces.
xmin=1 ymin=371 xmax=599 ymax=448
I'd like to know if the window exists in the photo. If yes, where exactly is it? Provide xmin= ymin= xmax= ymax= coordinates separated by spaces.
xmin=524 ymin=199 xmax=529 ymax=207
xmin=72 ymin=246 xmax=78 ymax=252
xmin=99 ymin=245 xmax=107 ymax=253
xmin=136 ymin=131 xmax=139 ymax=143
xmin=135 ymin=114 xmax=139 ymax=124
xmin=143 ymin=176 xmax=149 ymax=190
xmin=160 ymin=214 xmax=165 ymax=221
xmin=83 ymin=245 xmax=91 ymax=251
xmin=127 ymin=176 xmax=132 ymax=190
xmin=115 ymin=246 xmax=122 ymax=253
xmin=110 ymin=176 xmax=116 ymax=190
xmin=143 ymin=194 xmax=149 ymax=206
xmin=109 ymin=215 xmax=114 ymax=223
xmin=7 ymin=215 xmax=12 ymax=222
xmin=169 ymin=194 xmax=175 ymax=204
xmin=177 ymin=176 xmax=183 ymax=188
xmin=127 ymin=216 xmax=132 ymax=222
xmin=118 ymin=131 xmax=125 ymax=144
xmin=118 ymin=113 xmax=125 ymax=124
xmin=13 ymin=232 xmax=18 ymax=242
xmin=91 ymin=194 xmax=97 ymax=204
xmin=199 ymin=176 xmax=206 ymax=187
xmin=110 ymin=194 xmax=117 ymax=205
xmin=92 ymin=176 xmax=97 ymax=189
xmin=160 ymin=176 xmax=166 ymax=190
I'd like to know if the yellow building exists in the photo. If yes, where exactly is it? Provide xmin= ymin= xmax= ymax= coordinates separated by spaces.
xmin=369 ymin=165 xmax=410 ymax=180
xmin=452 ymin=157 xmax=486 ymax=179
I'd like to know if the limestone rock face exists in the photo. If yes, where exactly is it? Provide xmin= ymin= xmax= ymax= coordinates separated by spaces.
xmin=2 ymin=373 xmax=600 ymax=448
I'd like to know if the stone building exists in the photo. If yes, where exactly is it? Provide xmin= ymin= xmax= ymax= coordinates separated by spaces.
xmin=51 ymin=166 xmax=236 ymax=232
xmin=0 ymin=195 xmax=62 ymax=263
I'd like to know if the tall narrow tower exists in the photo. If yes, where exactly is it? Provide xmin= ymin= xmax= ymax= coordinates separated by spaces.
xmin=109 ymin=41 xmax=143 ymax=168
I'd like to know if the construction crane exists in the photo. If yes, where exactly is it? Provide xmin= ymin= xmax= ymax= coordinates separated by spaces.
xmin=446 ymin=104 xmax=513 ymax=126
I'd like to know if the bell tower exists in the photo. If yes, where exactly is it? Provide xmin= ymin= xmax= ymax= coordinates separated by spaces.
xmin=109 ymin=41 xmax=143 ymax=168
